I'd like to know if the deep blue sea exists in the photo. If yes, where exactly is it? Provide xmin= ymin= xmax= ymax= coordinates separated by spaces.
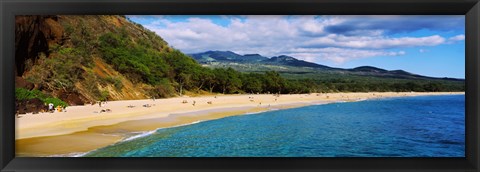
xmin=84 ymin=95 xmax=465 ymax=157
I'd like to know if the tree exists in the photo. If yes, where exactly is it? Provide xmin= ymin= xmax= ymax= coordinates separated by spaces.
xmin=242 ymin=73 xmax=263 ymax=94
xmin=213 ymin=68 xmax=228 ymax=93
xmin=177 ymin=72 xmax=191 ymax=96
xmin=203 ymin=68 xmax=217 ymax=93
xmin=225 ymin=68 xmax=242 ymax=93
xmin=264 ymin=71 xmax=284 ymax=94
xmin=191 ymin=66 xmax=208 ymax=92
xmin=213 ymin=68 xmax=242 ymax=94
xmin=424 ymin=82 xmax=443 ymax=92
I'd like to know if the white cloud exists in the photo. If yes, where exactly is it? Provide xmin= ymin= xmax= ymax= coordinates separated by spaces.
xmin=286 ymin=47 xmax=406 ymax=64
xmin=134 ymin=15 xmax=464 ymax=64
xmin=447 ymin=34 xmax=465 ymax=43
xmin=303 ymin=35 xmax=445 ymax=49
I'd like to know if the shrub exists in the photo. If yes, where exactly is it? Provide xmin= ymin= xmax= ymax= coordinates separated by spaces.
xmin=44 ymin=97 xmax=69 ymax=108
xmin=148 ymin=79 xmax=175 ymax=98
xmin=104 ymin=76 xmax=124 ymax=90
xmin=58 ymin=47 xmax=77 ymax=55
xmin=15 ymin=88 xmax=37 ymax=100
xmin=100 ymin=90 xmax=110 ymax=101
xmin=15 ymin=88 xmax=68 ymax=107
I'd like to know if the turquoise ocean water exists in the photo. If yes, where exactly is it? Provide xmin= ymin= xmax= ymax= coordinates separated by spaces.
xmin=84 ymin=95 xmax=465 ymax=157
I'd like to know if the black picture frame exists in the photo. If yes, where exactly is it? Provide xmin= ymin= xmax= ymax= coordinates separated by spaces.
xmin=1 ymin=0 xmax=479 ymax=171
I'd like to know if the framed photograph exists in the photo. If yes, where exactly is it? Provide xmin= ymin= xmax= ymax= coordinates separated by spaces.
xmin=1 ymin=0 xmax=479 ymax=171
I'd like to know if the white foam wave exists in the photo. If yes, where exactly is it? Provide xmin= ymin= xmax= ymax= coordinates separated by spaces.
xmin=243 ymin=111 xmax=265 ymax=115
xmin=48 ymin=120 xmax=206 ymax=157
xmin=122 ymin=130 xmax=158 ymax=142
xmin=120 ymin=120 xmax=204 ymax=143
xmin=48 ymin=151 xmax=90 ymax=157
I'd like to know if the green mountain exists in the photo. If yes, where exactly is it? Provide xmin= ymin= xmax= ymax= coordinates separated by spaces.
xmin=189 ymin=51 xmax=464 ymax=82
xmin=264 ymin=55 xmax=334 ymax=69
xmin=189 ymin=51 xmax=268 ymax=63
xmin=243 ymin=54 xmax=270 ymax=62
xmin=190 ymin=51 xmax=331 ymax=69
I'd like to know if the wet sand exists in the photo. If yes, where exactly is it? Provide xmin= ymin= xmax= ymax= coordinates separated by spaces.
xmin=15 ymin=92 xmax=464 ymax=157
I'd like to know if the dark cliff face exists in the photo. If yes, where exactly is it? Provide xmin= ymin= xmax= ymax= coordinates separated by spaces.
xmin=15 ymin=16 xmax=64 ymax=76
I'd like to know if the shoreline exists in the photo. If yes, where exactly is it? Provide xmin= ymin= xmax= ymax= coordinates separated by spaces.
xmin=15 ymin=92 xmax=464 ymax=157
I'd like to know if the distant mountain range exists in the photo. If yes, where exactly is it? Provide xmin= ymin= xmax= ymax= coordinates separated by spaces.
xmin=189 ymin=51 xmax=463 ymax=81
xmin=190 ymin=51 xmax=332 ymax=69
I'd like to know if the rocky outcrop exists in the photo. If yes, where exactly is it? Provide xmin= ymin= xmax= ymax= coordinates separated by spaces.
xmin=56 ymin=90 xmax=86 ymax=106
xmin=15 ymin=16 xmax=64 ymax=76
xmin=15 ymin=77 xmax=34 ymax=90
xmin=16 ymin=98 xmax=47 ymax=115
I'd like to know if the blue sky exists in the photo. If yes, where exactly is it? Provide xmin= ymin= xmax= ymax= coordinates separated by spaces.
xmin=128 ymin=15 xmax=465 ymax=79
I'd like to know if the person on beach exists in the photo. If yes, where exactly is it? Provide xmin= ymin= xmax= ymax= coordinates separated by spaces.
xmin=48 ymin=103 xmax=54 ymax=113
xmin=193 ymin=101 xmax=196 ymax=106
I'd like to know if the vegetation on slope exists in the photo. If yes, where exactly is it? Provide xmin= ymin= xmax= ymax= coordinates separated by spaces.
xmin=16 ymin=15 xmax=174 ymax=106
xmin=16 ymin=88 xmax=68 ymax=107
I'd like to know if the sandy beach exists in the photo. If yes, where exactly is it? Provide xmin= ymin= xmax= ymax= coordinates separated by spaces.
xmin=15 ymin=92 xmax=464 ymax=157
